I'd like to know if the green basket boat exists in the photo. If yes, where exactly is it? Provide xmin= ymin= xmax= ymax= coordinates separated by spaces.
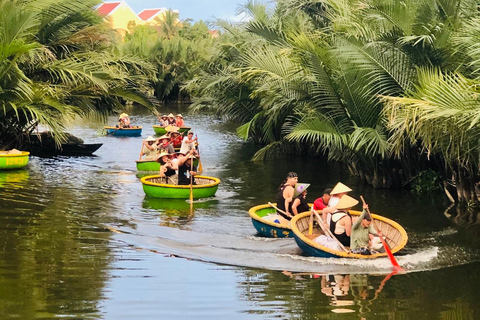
xmin=141 ymin=175 xmax=220 ymax=199
xmin=0 ymin=151 xmax=30 ymax=170
xmin=136 ymin=158 xmax=199 ymax=172
xmin=153 ymin=125 xmax=191 ymax=135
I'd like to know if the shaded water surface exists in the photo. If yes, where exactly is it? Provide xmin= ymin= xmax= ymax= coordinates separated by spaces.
xmin=1 ymin=105 xmax=479 ymax=319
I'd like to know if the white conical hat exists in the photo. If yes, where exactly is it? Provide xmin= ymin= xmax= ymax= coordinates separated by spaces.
xmin=335 ymin=195 xmax=358 ymax=209
xmin=330 ymin=182 xmax=352 ymax=195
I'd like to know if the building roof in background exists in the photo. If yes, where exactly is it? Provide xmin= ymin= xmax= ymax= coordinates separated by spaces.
xmin=138 ymin=8 xmax=163 ymax=21
xmin=97 ymin=2 xmax=121 ymax=16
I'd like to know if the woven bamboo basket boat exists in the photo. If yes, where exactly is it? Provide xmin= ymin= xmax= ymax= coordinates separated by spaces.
xmin=153 ymin=126 xmax=191 ymax=135
xmin=141 ymin=175 xmax=220 ymax=199
xmin=248 ymin=203 xmax=312 ymax=238
xmin=104 ymin=126 xmax=142 ymax=136
xmin=290 ymin=210 xmax=408 ymax=259
xmin=0 ymin=151 xmax=30 ymax=170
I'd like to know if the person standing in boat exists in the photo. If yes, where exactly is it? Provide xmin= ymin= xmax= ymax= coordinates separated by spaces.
xmin=177 ymin=149 xmax=197 ymax=185
xmin=329 ymin=195 xmax=356 ymax=248
xmin=291 ymin=183 xmax=311 ymax=216
xmin=156 ymin=134 xmax=175 ymax=155
xmin=276 ymin=172 xmax=298 ymax=220
xmin=350 ymin=202 xmax=383 ymax=254
xmin=175 ymin=114 xmax=185 ymax=127
xmin=139 ymin=136 xmax=158 ymax=160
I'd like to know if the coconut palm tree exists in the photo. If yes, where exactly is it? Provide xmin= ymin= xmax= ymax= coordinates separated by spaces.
xmin=0 ymin=0 xmax=157 ymax=149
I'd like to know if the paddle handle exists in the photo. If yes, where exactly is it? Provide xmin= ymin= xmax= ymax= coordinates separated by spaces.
xmin=268 ymin=202 xmax=292 ymax=219
xmin=312 ymin=209 xmax=349 ymax=252
xmin=360 ymin=196 xmax=403 ymax=270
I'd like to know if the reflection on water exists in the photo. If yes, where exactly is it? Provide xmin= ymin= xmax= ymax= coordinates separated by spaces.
xmin=1 ymin=104 xmax=480 ymax=319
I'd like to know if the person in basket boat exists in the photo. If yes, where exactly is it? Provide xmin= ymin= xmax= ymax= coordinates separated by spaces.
xmin=175 ymin=114 xmax=185 ymax=127
xmin=139 ymin=136 xmax=158 ymax=160
xmin=170 ymin=131 xmax=183 ymax=149
xmin=350 ymin=202 xmax=384 ymax=255
xmin=156 ymin=134 xmax=175 ymax=155
xmin=118 ymin=113 xmax=131 ymax=128
xmin=179 ymin=130 xmax=197 ymax=155
xmin=157 ymin=151 xmax=177 ymax=183
xmin=166 ymin=113 xmax=176 ymax=125
xmin=158 ymin=114 xmax=168 ymax=126
xmin=291 ymin=183 xmax=310 ymax=216
xmin=323 ymin=182 xmax=352 ymax=226
xmin=276 ymin=172 xmax=298 ymax=220
xmin=329 ymin=194 xmax=356 ymax=248
xmin=313 ymin=187 xmax=332 ymax=213
xmin=177 ymin=149 xmax=197 ymax=185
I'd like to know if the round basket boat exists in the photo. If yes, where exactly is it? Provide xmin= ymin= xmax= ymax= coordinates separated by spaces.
xmin=104 ymin=126 xmax=142 ymax=137
xmin=153 ymin=125 xmax=191 ymax=135
xmin=136 ymin=158 xmax=198 ymax=172
xmin=0 ymin=151 xmax=30 ymax=170
xmin=291 ymin=210 xmax=408 ymax=259
xmin=248 ymin=203 xmax=312 ymax=238
xmin=141 ymin=175 xmax=220 ymax=199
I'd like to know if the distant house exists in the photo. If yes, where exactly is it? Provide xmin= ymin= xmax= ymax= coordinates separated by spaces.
xmin=96 ymin=1 xmax=142 ymax=35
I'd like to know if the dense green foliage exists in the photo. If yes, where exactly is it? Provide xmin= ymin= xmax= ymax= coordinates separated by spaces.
xmin=121 ymin=16 xmax=215 ymax=102
xmin=185 ymin=0 xmax=480 ymax=204
xmin=0 ymin=0 xmax=156 ymax=149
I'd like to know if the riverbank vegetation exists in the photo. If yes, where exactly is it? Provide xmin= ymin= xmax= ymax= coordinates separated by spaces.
xmin=0 ymin=0 xmax=159 ymax=149
xmin=185 ymin=0 xmax=480 ymax=205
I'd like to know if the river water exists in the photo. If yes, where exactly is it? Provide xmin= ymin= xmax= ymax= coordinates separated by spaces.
xmin=1 ymin=105 xmax=479 ymax=319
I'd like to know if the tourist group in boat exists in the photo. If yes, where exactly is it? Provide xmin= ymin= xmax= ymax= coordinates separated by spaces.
xmin=251 ymin=171 xmax=408 ymax=259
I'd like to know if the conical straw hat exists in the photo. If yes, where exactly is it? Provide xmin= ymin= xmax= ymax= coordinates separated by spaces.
xmin=293 ymin=183 xmax=310 ymax=198
xmin=335 ymin=195 xmax=358 ymax=210
xmin=330 ymin=182 xmax=352 ymax=195
xmin=145 ymin=136 xmax=156 ymax=142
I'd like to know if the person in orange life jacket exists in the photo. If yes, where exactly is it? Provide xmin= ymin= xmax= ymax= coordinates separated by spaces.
xmin=177 ymin=149 xmax=197 ymax=185
xmin=329 ymin=194 xmax=356 ymax=247
xmin=156 ymin=134 xmax=175 ymax=155
xmin=276 ymin=172 xmax=298 ymax=220
xmin=323 ymin=182 xmax=352 ymax=226
xmin=175 ymin=114 xmax=185 ymax=127
xmin=291 ymin=183 xmax=311 ymax=216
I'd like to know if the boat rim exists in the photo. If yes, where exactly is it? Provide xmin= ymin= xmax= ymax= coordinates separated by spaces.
xmin=140 ymin=175 xmax=221 ymax=189
xmin=290 ymin=210 xmax=408 ymax=259
xmin=104 ymin=126 xmax=142 ymax=129
xmin=0 ymin=151 xmax=30 ymax=157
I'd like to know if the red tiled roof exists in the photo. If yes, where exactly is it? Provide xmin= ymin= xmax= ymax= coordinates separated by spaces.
xmin=97 ymin=2 xmax=121 ymax=16
xmin=138 ymin=9 xmax=162 ymax=21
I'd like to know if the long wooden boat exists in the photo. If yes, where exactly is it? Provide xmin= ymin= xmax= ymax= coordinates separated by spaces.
xmin=105 ymin=126 xmax=142 ymax=136
xmin=153 ymin=125 xmax=191 ymax=135
xmin=290 ymin=210 xmax=408 ymax=259
xmin=136 ymin=157 xmax=199 ymax=171
xmin=141 ymin=175 xmax=220 ymax=199
xmin=0 ymin=151 xmax=30 ymax=170
xmin=248 ymin=203 xmax=298 ymax=238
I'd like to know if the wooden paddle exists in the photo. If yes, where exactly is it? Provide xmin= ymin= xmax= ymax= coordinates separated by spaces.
xmin=189 ymin=157 xmax=194 ymax=213
xmin=360 ymin=196 xmax=403 ymax=271
xmin=195 ymin=134 xmax=203 ymax=174
xmin=268 ymin=202 xmax=292 ymax=218
xmin=312 ymin=209 xmax=349 ymax=252
xmin=308 ymin=210 xmax=314 ymax=235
